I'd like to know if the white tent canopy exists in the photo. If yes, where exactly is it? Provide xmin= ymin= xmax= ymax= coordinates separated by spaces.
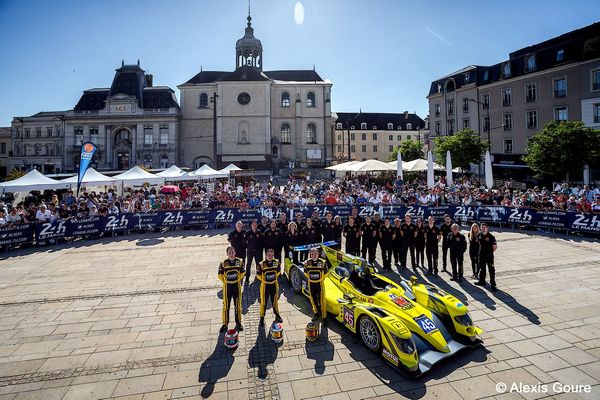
xmin=191 ymin=164 xmax=228 ymax=179
xmin=219 ymin=163 xmax=242 ymax=174
xmin=112 ymin=166 xmax=164 ymax=185
xmin=325 ymin=160 xmax=360 ymax=171
xmin=347 ymin=159 xmax=396 ymax=172
xmin=0 ymin=169 xmax=71 ymax=193
xmin=156 ymin=165 xmax=191 ymax=181
xmin=60 ymin=168 xmax=117 ymax=186
xmin=392 ymin=158 xmax=445 ymax=172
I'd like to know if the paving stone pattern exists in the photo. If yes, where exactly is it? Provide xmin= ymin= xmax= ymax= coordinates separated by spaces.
xmin=0 ymin=229 xmax=599 ymax=399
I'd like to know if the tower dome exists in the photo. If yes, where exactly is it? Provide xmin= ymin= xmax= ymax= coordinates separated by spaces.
xmin=236 ymin=13 xmax=263 ymax=71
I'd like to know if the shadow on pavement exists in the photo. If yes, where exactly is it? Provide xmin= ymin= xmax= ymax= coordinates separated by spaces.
xmin=491 ymin=288 xmax=540 ymax=325
xmin=248 ymin=325 xmax=280 ymax=380
xmin=198 ymin=331 xmax=235 ymax=398
xmin=305 ymin=325 xmax=335 ymax=375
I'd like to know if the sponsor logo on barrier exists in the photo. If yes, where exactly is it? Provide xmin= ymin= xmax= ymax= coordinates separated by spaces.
xmin=382 ymin=348 xmax=399 ymax=365
xmin=508 ymin=208 xmax=533 ymax=224
xmin=571 ymin=214 xmax=600 ymax=232
xmin=105 ymin=215 xmax=129 ymax=230
xmin=38 ymin=221 xmax=67 ymax=239
xmin=406 ymin=206 xmax=425 ymax=218
xmin=162 ymin=212 xmax=183 ymax=225
xmin=213 ymin=209 xmax=235 ymax=222
xmin=454 ymin=206 xmax=476 ymax=221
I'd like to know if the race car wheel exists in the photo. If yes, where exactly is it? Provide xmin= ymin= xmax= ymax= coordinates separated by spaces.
xmin=359 ymin=316 xmax=381 ymax=352
xmin=290 ymin=267 xmax=302 ymax=294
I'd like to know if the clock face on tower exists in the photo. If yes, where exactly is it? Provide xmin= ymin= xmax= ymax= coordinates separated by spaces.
xmin=237 ymin=92 xmax=251 ymax=105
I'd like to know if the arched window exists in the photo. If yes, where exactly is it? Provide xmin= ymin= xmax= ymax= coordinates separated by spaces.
xmin=281 ymin=92 xmax=290 ymax=107
xmin=336 ymin=123 xmax=342 ymax=129
xmin=406 ymin=123 xmax=412 ymax=130
xmin=306 ymin=92 xmax=316 ymax=107
xmin=199 ymin=93 xmax=208 ymax=109
xmin=387 ymin=123 xmax=393 ymax=130
xmin=281 ymin=123 xmax=292 ymax=144
xmin=360 ymin=122 xmax=367 ymax=130
xmin=307 ymin=123 xmax=317 ymax=144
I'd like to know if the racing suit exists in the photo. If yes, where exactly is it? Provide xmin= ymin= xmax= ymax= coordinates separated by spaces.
xmin=218 ymin=257 xmax=246 ymax=326
xmin=304 ymin=257 xmax=328 ymax=321
xmin=257 ymin=258 xmax=282 ymax=320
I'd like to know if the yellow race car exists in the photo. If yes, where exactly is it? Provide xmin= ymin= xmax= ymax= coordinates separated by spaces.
xmin=284 ymin=242 xmax=484 ymax=375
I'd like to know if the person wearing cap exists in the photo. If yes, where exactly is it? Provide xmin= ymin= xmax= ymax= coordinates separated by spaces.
xmin=257 ymin=248 xmax=282 ymax=326
xmin=35 ymin=204 xmax=52 ymax=222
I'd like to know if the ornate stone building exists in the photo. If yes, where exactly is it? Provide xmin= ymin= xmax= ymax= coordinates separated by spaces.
xmin=178 ymin=12 xmax=333 ymax=172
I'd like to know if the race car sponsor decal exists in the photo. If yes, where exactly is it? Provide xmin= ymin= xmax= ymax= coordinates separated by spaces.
xmin=309 ymin=272 xmax=321 ymax=280
xmin=456 ymin=302 xmax=464 ymax=308
xmin=302 ymin=280 xmax=308 ymax=292
xmin=265 ymin=272 xmax=276 ymax=282
xmin=368 ymin=298 xmax=374 ymax=304
xmin=343 ymin=306 xmax=354 ymax=327
xmin=389 ymin=294 xmax=414 ymax=310
xmin=226 ymin=271 xmax=239 ymax=281
xmin=382 ymin=348 xmax=399 ymax=365
xmin=414 ymin=314 xmax=437 ymax=334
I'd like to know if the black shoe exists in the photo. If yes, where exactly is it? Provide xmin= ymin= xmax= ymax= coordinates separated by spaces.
xmin=442 ymin=268 xmax=447 ymax=272
xmin=458 ymin=276 xmax=463 ymax=283
xmin=274 ymin=314 xmax=283 ymax=323
xmin=220 ymin=325 xmax=227 ymax=333
xmin=235 ymin=324 xmax=243 ymax=331
xmin=474 ymin=281 xmax=486 ymax=286
xmin=259 ymin=317 xmax=265 ymax=327
xmin=450 ymin=277 xmax=457 ymax=281
xmin=425 ymin=271 xmax=432 ymax=276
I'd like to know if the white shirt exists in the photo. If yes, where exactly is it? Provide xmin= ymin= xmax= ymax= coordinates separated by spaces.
xmin=36 ymin=209 xmax=51 ymax=221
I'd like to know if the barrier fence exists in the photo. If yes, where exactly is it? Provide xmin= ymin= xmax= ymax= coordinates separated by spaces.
xmin=0 ymin=205 xmax=598 ymax=248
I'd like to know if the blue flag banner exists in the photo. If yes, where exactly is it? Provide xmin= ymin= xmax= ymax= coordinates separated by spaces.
xmin=77 ymin=142 xmax=97 ymax=195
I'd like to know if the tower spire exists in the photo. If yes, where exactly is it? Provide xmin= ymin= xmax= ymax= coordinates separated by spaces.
xmin=247 ymin=0 xmax=251 ymax=26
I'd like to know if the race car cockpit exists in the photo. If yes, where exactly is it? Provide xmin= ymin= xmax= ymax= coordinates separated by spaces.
xmin=336 ymin=262 xmax=388 ymax=296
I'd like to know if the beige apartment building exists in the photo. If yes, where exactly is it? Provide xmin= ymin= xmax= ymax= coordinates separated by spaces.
xmin=333 ymin=112 xmax=427 ymax=162
xmin=0 ymin=127 xmax=12 ymax=177
xmin=428 ymin=22 xmax=600 ymax=175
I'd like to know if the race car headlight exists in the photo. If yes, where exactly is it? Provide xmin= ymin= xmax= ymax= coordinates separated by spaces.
xmin=454 ymin=313 xmax=473 ymax=326
xmin=391 ymin=333 xmax=415 ymax=354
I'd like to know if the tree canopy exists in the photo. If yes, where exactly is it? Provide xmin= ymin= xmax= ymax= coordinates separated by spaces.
xmin=387 ymin=139 xmax=424 ymax=162
xmin=523 ymin=121 xmax=600 ymax=181
xmin=432 ymin=129 xmax=487 ymax=170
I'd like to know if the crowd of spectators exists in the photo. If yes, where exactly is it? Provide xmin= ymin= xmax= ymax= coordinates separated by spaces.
xmin=0 ymin=174 xmax=599 ymax=227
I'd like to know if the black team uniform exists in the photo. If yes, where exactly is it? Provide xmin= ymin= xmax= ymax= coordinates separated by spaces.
xmin=424 ymin=223 xmax=441 ymax=274
xmin=440 ymin=220 xmax=453 ymax=271
xmin=415 ymin=224 xmax=426 ymax=268
xmin=284 ymin=229 xmax=302 ymax=264
xmin=477 ymin=231 xmax=497 ymax=290
xmin=263 ymin=227 xmax=284 ymax=264
xmin=302 ymin=223 xmax=321 ymax=246
xmin=448 ymin=230 xmax=467 ymax=281
xmin=343 ymin=222 xmax=361 ymax=256
xmin=379 ymin=223 xmax=395 ymax=269
xmin=304 ymin=257 xmax=328 ymax=323
xmin=400 ymin=221 xmax=417 ymax=269
xmin=321 ymin=218 xmax=338 ymax=246
xmin=360 ymin=221 xmax=378 ymax=264
xmin=227 ymin=228 xmax=246 ymax=262
xmin=392 ymin=221 xmax=402 ymax=266
xmin=218 ymin=257 xmax=245 ymax=331
xmin=244 ymin=228 xmax=263 ymax=282
xmin=257 ymin=258 xmax=282 ymax=326
xmin=468 ymin=232 xmax=480 ymax=278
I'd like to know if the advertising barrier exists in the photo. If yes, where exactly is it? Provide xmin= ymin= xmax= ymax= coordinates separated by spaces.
xmin=0 ymin=205 xmax=597 ymax=248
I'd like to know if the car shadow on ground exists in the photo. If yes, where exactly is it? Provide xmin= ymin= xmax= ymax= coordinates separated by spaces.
xmin=198 ymin=331 xmax=236 ymax=398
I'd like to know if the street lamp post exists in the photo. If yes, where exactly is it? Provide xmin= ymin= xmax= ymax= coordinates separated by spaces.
xmin=346 ymin=111 xmax=361 ymax=161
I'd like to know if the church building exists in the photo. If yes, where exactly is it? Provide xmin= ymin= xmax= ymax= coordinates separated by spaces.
xmin=178 ymin=12 xmax=333 ymax=172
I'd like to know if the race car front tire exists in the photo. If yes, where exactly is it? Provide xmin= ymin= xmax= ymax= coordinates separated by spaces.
xmin=289 ymin=267 xmax=303 ymax=294
xmin=359 ymin=315 xmax=381 ymax=353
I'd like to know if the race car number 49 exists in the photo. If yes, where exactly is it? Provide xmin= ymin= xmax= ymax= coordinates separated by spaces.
xmin=414 ymin=315 xmax=437 ymax=334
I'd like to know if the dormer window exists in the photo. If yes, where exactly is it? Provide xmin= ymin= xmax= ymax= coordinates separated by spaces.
xmin=336 ymin=123 xmax=342 ymax=129
xmin=387 ymin=123 xmax=393 ymax=130
xmin=557 ymin=49 xmax=564 ymax=62
xmin=464 ymin=73 xmax=470 ymax=84
xmin=406 ymin=123 xmax=412 ymax=130
xmin=483 ymin=70 xmax=489 ymax=81
xmin=525 ymin=55 xmax=536 ymax=72
xmin=502 ymin=62 xmax=511 ymax=78
xmin=360 ymin=122 xmax=367 ymax=130
xmin=372 ymin=126 xmax=377 ymax=129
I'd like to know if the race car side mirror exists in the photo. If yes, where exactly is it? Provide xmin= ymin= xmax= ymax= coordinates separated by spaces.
xmin=410 ymin=275 xmax=418 ymax=286
xmin=343 ymin=293 xmax=355 ymax=303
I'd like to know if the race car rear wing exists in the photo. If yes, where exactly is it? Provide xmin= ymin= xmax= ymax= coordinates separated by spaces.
xmin=292 ymin=241 xmax=338 ymax=251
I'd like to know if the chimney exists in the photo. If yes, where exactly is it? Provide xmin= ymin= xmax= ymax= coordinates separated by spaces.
xmin=404 ymin=111 xmax=409 ymax=119
xmin=145 ymin=74 xmax=153 ymax=87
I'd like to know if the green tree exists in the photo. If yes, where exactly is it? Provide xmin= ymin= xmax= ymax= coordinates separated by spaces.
xmin=523 ymin=121 xmax=600 ymax=181
xmin=433 ymin=129 xmax=487 ymax=170
xmin=387 ymin=139 xmax=424 ymax=162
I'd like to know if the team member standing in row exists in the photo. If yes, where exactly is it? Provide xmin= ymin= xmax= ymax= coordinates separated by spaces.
xmin=257 ymin=248 xmax=283 ymax=326
xmin=263 ymin=220 xmax=283 ymax=262
xmin=415 ymin=217 xmax=426 ymax=268
xmin=448 ymin=223 xmax=467 ymax=282
xmin=476 ymin=223 xmax=497 ymax=291
xmin=440 ymin=214 xmax=453 ymax=272
xmin=361 ymin=215 xmax=378 ymax=264
xmin=400 ymin=214 xmax=417 ymax=270
xmin=343 ymin=216 xmax=361 ymax=256
xmin=218 ymin=247 xmax=245 ymax=332
xmin=285 ymin=221 xmax=301 ymax=264
xmin=244 ymin=220 xmax=263 ymax=283
xmin=304 ymin=248 xmax=328 ymax=324
xmin=424 ymin=216 xmax=441 ymax=275
xmin=379 ymin=217 xmax=395 ymax=270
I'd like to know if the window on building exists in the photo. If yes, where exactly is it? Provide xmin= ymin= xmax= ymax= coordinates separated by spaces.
xmin=281 ymin=92 xmax=290 ymax=107
xmin=306 ymin=123 xmax=317 ymax=143
xmin=483 ymin=70 xmax=489 ymax=81
xmin=36 ymin=128 xmax=42 ymax=138
xmin=556 ymin=49 xmax=564 ymax=62
xmin=373 ymin=145 xmax=377 ymax=152
xmin=389 ymin=145 xmax=394 ymax=152
xmin=350 ymin=145 xmax=355 ymax=153
xmin=143 ymin=153 xmax=152 ymax=167
xmin=336 ymin=122 xmax=342 ymax=129
xmin=554 ymin=77 xmax=567 ymax=97
xmin=527 ymin=110 xmax=538 ymax=129
xmin=144 ymin=126 xmax=153 ymax=146
xmin=435 ymin=104 xmax=441 ymax=117
xmin=24 ymin=128 xmax=30 ymax=138
xmin=89 ymin=127 xmax=98 ymax=140
xmin=46 ymin=127 xmax=53 ymax=137
xmin=483 ymin=116 xmax=490 ymax=132
xmin=281 ymin=123 xmax=292 ymax=143
xmin=74 ymin=127 xmax=83 ymax=145
xmin=372 ymin=133 xmax=377 ymax=140
xmin=362 ymin=145 xmax=367 ymax=152
xmin=503 ymin=114 xmax=512 ymax=130
xmin=361 ymin=133 xmax=366 ymax=141
xmin=554 ymin=107 xmax=568 ymax=122
xmin=462 ymin=98 xmax=469 ymax=113
xmin=372 ymin=125 xmax=377 ymax=130
xmin=463 ymin=119 xmax=470 ymax=129
xmin=502 ymin=88 xmax=512 ymax=106
xmin=337 ymin=145 xmax=342 ymax=153
xmin=0 ymin=143 xmax=6 ymax=155
xmin=502 ymin=62 xmax=511 ymax=78
xmin=481 ymin=93 xmax=490 ymax=109
xmin=525 ymin=55 xmax=536 ymax=72
xmin=593 ymin=69 xmax=600 ymax=91
xmin=526 ymin=82 xmax=537 ymax=102
xmin=306 ymin=92 xmax=316 ymax=107
xmin=464 ymin=73 xmax=470 ymax=84
xmin=593 ymin=103 xmax=600 ymax=123
xmin=35 ymin=144 xmax=42 ymax=156
xmin=387 ymin=123 xmax=393 ymax=130
xmin=337 ymin=134 xmax=342 ymax=141
xmin=407 ymin=135 xmax=411 ymax=140
xmin=406 ymin=123 xmax=412 ymax=130
xmin=504 ymin=139 xmax=513 ymax=154
xmin=435 ymin=122 xmax=440 ymax=134
xmin=447 ymin=99 xmax=454 ymax=115
xmin=360 ymin=122 xmax=367 ymax=130
xmin=350 ymin=133 xmax=355 ymax=140
xmin=388 ymin=134 xmax=393 ymax=141
xmin=447 ymin=120 xmax=454 ymax=135
xmin=160 ymin=124 xmax=169 ymax=145
xmin=199 ymin=93 xmax=208 ymax=109
xmin=397 ymin=134 xmax=401 ymax=141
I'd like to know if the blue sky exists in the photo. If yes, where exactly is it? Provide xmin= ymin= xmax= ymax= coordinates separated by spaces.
xmin=0 ymin=0 xmax=598 ymax=126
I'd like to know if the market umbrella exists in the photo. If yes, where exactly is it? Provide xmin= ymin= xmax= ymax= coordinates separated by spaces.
xmin=446 ymin=150 xmax=453 ymax=186
xmin=347 ymin=159 xmax=396 ymax=172
xmin=325 ymin=160 xmax=360 ymax=171
xmin=485 ymin=151 xmax=494 ymax=189
xmin=427 ymin=151 xmax=435 ymax=189
xmin=160 ymin=185 xmax=181 ymax=194
xmin=389 ymin=158 xmax=444 ymax=172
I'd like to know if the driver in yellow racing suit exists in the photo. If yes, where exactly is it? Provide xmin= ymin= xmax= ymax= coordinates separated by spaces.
xmin=304 ymin=248 xmax=329 ymax=325
xmin=257 ymin=248 xmax=283 ymax=326
xmin=218 ymin=246 xmax=246 ymax=332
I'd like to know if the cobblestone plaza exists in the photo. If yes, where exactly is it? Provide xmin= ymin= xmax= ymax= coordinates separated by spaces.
xmin=0 ymin=230 xmax=599 ymax=400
